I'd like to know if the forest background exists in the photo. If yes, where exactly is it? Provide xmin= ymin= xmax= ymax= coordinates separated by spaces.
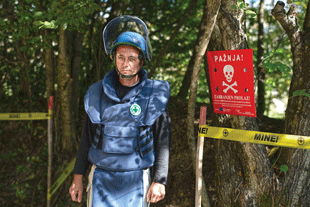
xmin=1 ymin=0 xmax=310 ymax=206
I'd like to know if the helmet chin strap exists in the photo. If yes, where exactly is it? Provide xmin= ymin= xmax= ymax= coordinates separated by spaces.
xmin=116 ymin=67 xmax=139 ymax=79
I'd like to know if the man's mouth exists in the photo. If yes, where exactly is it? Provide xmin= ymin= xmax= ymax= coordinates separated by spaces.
xmin=120 ymin=69 xmax=131 ymax=72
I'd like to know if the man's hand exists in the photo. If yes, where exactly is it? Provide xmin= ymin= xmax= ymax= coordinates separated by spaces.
xmin=69 ymin=174 xmax=83 ymax=203
xmin=147 ymin=182 xmax=166 ymax=203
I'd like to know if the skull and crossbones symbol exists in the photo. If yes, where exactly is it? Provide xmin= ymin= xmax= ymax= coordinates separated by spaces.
xmin=223 ymin=65 xmax=238 ymax=93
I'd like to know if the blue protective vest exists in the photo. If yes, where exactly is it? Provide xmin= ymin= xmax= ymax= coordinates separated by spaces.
xmin=85 ymin=69 xmax=170 ymax=171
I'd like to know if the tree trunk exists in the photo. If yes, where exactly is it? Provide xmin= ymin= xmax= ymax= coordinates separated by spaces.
xmin=205 ymin=1 xmax=273 ymax=206
xmin=272 ymin=1 xmax=310 ymax=206
xmin=186 ymin=0 xmax=221 ymax=206
xmin=44 ymin=29 xmax=55 ymax=98
xmin=148 ymin=0 xmax=198 ymax=78
xmin=70 ymin=31 xmax=83 ymax=136
xmin=256 ymin=0 xmax=266 ymax=120
xmin=15 ymin=39 xmax=32 ymax=109
xmin=56 ymin=26 xmax=76 ymax=153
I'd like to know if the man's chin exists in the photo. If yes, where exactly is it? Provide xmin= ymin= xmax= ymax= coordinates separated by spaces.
xmin=120 ymin=71 xmax=132 ymax=76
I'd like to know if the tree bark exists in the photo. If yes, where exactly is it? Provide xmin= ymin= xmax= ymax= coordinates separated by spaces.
xmin=148 ymin=0 xmax=198 ymax=78
xmin=56 ymin=26 xmax=76 ymax=153
xmin=205 ymin=1 xmax=273 ymax=206
xmin=256 ymin=0 xmax=266 ymax=120
xmin=15 ymin=38 xmax=32 ymax=108
xmin=272 ymin=1 xmax=310 ymax=206
xmin=186 ymin=0 xmax=221 ymax=206
xmin=44 ymin=29 xmax=55 ymax=99
xmin=70 ymin=31 xmax=83 ymax=136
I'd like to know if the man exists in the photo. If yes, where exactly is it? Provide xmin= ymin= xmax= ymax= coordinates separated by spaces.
xmin=69 ymin=15 xmax=171 ymax=207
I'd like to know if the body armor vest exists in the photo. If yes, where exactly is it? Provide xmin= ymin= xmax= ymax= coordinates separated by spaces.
xmin=85 ymin=69 xmax=170 ymax=171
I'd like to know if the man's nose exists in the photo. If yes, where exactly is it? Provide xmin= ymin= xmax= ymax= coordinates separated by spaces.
xmin=122 ymin=58 xmax=130 ymax=66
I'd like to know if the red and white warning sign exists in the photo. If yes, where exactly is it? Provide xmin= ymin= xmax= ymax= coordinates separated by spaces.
xmin=207 ymin=49 xmax=256 ymax=117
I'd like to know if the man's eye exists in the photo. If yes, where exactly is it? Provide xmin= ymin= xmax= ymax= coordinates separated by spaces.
xmin=129 ymin=57 xmax=137 ymax=61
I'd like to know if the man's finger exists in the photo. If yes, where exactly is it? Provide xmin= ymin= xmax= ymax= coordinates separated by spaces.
xmin=151 ymin=194 xmax=159 ymax=203
xmin=77 ymin=190 xmax=82 ymax=203
xmin=147 ymin=190 xmax=152 ymax=202
xmin=69 ymin=184 xmax=80 ymax=202
xmin=69 ymin=185 xmax=75 ymax=200
xmin=70 ymin=190 xmax=76 ymax=201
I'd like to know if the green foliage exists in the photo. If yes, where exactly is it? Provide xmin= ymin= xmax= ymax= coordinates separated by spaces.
xmin=263 ymin=61 xmax=291 ymax=75
xmin=292 ymin=89 xmax=310 ymax=99
xmin=247 ymin=2 xmax=294 ymax=117
xmin=13 ymin=183 xmax=28 ymax=200
xmin=17 ymin=165 xmax=27 ymax=173
xmin=34 ymin=0 xmax=101 ymax=31
xmin=232 ymin=0 xmax=257 ymax=19
xmin=280 ymin=164 xmax=289 ymax=173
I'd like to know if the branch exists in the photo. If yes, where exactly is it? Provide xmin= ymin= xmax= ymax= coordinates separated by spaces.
xmin=148 ymin=0 xmax=198 ymax=78
xmin=287 ymin=3 xmax=298 ymax=16
xmin=271 ymin=1 xmax=301 ymax=47
xmin=0 ymin=55 xmax=24 ymax=64
xmin=303 ymin=0 xmax=310 ymax=32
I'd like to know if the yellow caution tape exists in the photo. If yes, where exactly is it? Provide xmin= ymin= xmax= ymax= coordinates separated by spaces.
xmin=199 ymin=125 xmax=310 ymax=149
xmin=47 ymin=158 xmax=76 ymax=200
xmin=0 ymin=113 xmax=51 ymax=120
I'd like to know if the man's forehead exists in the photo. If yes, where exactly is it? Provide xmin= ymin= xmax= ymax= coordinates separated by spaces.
xmin=116 ymin=45 xmax=139 ymax=55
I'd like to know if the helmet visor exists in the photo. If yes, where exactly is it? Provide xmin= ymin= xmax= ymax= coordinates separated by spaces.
xmin=103 ymin=15 xmax=153 ymax=61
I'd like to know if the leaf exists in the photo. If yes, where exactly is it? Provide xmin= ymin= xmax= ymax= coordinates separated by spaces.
xmin=33 ymin=11 xmax=43 ymax=18
xmin=17 ymin=165 xmax=27 ymax=173
xmin=39 ymin=20 xmax=57 ymax=29
xmin=20 ymin=46 xmax=27 ymax=52
xmin=245 ymin=10 xmax=257 ymax=18
xmin=62 ymin=23 xmax=68 ymax=30
xmin=239 ymin=2 xmax=245 ymax=9
xmin=292 ymin=90 xmax=310 ymax=99
xmin=280 ymin=165 xmax=288 ymax=173
xmin=33 ymin=21 xmax=42 ymax=27
xmin=0 ymin=20 xmax=5 ymax=26
xmin=231 ymin=5 xmax=237 ymax=10
xmin=293 ymin=90 xmax=305 ymax=96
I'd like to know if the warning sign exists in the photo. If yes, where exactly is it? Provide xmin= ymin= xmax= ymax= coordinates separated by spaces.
xmin=207 ymin=49 xmax=256 ymax=117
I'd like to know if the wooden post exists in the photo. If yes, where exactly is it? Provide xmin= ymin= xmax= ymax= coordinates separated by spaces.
xmin=47 ymin=96 xmax=54 ymax=207
xmin=195 ymin=106 xmax=207 ymax=207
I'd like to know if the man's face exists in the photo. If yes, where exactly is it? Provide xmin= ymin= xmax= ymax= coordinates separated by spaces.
xmin=115 ymin=45 xmax=142 ymax=77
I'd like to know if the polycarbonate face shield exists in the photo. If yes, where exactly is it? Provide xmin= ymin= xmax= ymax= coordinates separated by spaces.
xmin=103 ymin=15 xmax=153 ymax=61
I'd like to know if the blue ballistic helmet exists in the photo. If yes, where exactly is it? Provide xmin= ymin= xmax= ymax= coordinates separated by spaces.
xmin=111 ymin=31 xmax=147 ymax=62
xmin=103 ymin=15 xmax=153 ymax=64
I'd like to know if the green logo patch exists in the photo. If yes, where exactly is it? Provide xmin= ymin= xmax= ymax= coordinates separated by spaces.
xmin=130 ymin=103 xmax=141 ymax=116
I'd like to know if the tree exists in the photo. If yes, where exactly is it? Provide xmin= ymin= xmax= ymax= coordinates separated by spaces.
xmin=186 ymin=0 xmax=221 ymax=206
xmin=272 ymin=1 xmax=310 ymax=206
xmin=34 ymin=0 xmax=100 ymax=153
xmin=44 ymin=29 xmax=55 ymax=99
xmin=56 ymin=25 xmax=76 ymax=153
xmin=204 ymin=0 xmax=273 ymax=206
xmin=257 ymin=0 xmax=266 ymax=120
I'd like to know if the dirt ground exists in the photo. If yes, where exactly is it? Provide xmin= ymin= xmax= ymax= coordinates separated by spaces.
xmin=0 ymin=97 xmax=285 ymax=207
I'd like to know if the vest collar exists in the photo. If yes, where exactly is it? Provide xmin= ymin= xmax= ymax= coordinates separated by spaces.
xmin=102 ymin=68 xmax=148 ymax=102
